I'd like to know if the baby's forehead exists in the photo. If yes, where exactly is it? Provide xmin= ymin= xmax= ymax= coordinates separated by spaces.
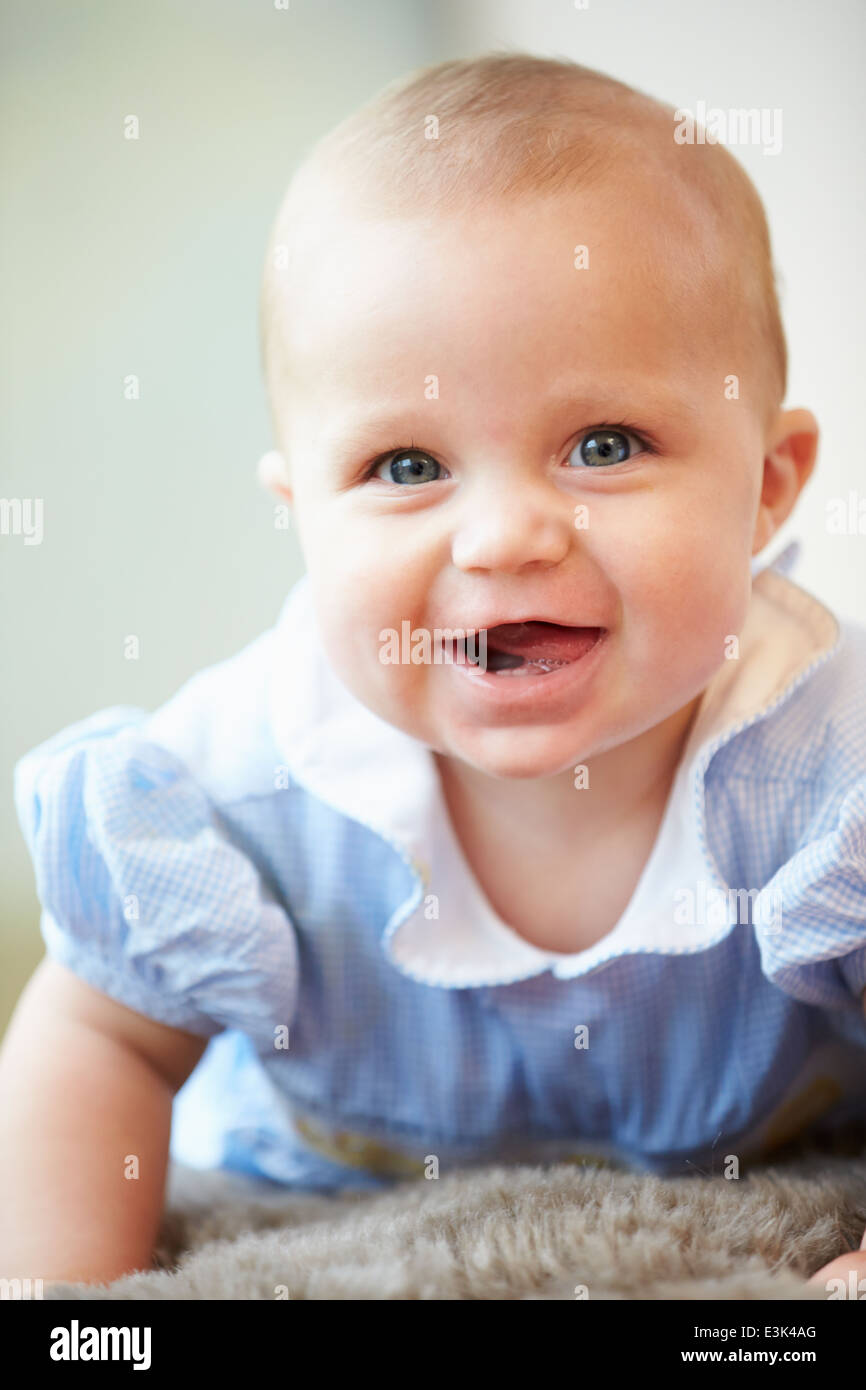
xmin=263 ymin=93 xmax=782 ymax=427
xmin=283 ymin=102 xmax=756 ymax=310
xmin=273 ymin=150 xmax=746 ymax=346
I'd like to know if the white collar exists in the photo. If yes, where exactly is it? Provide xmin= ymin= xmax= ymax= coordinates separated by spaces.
xmin=266 ymin=540 xmax=842 ymax=987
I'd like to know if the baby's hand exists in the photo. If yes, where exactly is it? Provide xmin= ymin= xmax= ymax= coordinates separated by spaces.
xmin=807 ymin=1226 xmax=866 ymax=1298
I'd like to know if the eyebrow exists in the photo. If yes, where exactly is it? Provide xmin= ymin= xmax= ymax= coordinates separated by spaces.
xmin=543 ymin=375 xmax=703 ymax=429
xmin=323 ymin=378 xmax=701 ymax=453
xmin=322 ymin=411 xmax=422 ymax=453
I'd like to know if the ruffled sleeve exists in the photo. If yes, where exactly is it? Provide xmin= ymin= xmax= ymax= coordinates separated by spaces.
xmin=13 ymin=707 xmax=299 ymax=1047
xmin=752 ymin=777 xmax=866 ymax=1012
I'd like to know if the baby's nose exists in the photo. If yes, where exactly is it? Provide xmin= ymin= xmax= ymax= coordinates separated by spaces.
xmin=450 ymin=494 xmax=574 ymax=574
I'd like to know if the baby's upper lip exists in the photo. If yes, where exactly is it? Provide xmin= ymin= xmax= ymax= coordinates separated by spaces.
xmin=450 ymin=615 xmax=604 ymax=632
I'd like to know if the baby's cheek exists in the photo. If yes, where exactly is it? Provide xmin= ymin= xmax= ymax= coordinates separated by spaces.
xmin=646 ymin=535 xmax=751 ymax=643
xmin=616 ymin=558 xmax=749 ymax=708
xmin=316 ymin=605 xmax=432 ymax=735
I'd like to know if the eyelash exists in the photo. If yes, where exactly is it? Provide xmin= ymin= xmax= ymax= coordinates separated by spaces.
xmin=362 ymin=422 xmax=658 ymax=483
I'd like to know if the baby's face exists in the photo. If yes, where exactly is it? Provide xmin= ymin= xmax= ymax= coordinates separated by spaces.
xmin=271 ymin=184 xmax=771 ymax=779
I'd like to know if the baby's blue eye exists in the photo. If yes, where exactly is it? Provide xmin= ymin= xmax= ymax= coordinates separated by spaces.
xmin=374 ymin=450 xmax=446 ymax=485
xmin=569 ymin=428 xmax=643 ymax=468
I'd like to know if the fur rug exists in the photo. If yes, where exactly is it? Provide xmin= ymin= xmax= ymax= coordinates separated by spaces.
xmin=43 ymin=1145 xmax=866 ymax=1300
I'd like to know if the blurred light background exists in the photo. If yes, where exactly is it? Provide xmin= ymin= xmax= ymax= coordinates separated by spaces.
xmin=2 ymin=0 xmax=864 ymax=1032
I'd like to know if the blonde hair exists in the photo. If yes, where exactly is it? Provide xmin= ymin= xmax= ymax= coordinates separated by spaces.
xmin=260 ymin=53 xmax=787 ymax=439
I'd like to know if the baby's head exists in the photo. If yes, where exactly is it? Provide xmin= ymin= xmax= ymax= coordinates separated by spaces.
xmin=258 ymin=54 xmax=817 ymax=781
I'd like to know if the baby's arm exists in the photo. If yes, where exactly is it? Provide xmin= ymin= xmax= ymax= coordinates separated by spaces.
xmin=0 ymin=956 xmax=208 ymax=1286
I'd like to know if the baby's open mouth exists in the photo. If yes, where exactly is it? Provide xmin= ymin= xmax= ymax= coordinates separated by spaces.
xmin=454 ymin=621 xmax=604 ymax=676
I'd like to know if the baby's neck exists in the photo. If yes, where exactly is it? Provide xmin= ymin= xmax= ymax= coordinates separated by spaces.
xmin=433 ymin=695 xmax=703 ymax=849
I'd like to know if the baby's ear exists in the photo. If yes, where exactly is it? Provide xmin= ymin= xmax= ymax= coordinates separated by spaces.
xmin=764 ymin=407 xmax=819 ymax=488
xmin=257 ymin=449 xmax=293 ymax=502
xmin=752 ymin=408 xmax=819 ymax=551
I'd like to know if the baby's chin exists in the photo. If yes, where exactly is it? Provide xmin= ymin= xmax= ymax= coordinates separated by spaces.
xmin=427 ymin=724 xmax=601 ymax=782
xmin=337 ymin=663 xmax=612 ymax=780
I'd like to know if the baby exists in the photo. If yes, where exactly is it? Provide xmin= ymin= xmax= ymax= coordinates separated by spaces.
xmin=3 ymin=54 xmax=866 ymax=1292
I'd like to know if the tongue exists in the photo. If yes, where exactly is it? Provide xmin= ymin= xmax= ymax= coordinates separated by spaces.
xmin=485 ymin=621 xmax=600 ymax=663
